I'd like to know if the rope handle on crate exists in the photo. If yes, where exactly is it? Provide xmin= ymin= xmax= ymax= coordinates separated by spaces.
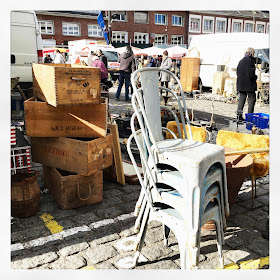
xmin=77 ymin=182 xmax=92 ymax=201
xmin=72 ymin=77 xmax=87 ymax=81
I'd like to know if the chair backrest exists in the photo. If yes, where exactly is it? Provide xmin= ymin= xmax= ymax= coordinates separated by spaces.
xmin=131 ymin=67 xmax=193 ymax=152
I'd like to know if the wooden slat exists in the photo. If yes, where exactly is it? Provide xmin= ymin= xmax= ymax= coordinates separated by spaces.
xmin=108 ymin=123 xmax=125 ymax=185
xmin=24 ymin=97 xmax=107 ymax=138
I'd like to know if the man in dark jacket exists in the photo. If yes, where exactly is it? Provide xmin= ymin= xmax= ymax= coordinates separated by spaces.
xmin=236 ymin=47 xmax=258 ymax=121
xmin=115 ymin=45 xmax=136 ymax=101
xmin=97 ymin=49 xmax=108 ymax=70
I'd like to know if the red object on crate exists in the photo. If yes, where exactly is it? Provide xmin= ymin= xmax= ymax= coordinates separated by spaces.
xmin=11 ymin=126 xmax=16 ymax=146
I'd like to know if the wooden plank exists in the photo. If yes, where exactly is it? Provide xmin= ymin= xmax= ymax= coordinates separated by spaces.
xmin=24 ymin=97 xmax=107 ymax=138
xmin=108 ymin=123 xmax=125 ymax=185
xmin=31 ymin=135 xmax=113 ymax=176
xmin=32 ymin=63 xmax=101 ymax=107
xmin=180 ymin=57 xmax=200 ymax=92
xmin=43 ymin=165 xmax=103 ymax=210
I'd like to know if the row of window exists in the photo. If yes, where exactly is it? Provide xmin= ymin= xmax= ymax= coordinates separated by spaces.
xmin=189 ymin=15 xmax=269 ymax=33
xmin=112 ymin=31 xmax=184 ymax=45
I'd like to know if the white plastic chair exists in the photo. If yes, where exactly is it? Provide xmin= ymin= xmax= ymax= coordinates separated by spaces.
xmin=130 ymin=68 xmax=229 ymax=267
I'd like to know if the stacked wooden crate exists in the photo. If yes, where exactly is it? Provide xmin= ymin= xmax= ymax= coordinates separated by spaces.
xmin=24 ymin=63 xmax=113 ymax=210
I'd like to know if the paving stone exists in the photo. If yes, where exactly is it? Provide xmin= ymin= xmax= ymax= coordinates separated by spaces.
xmin=114 ymin=236 xmax=137 ymax=253
xmin=136 ymin=259 xmax=179 ymax=269
xmin=11 ymin=226 xmax=50 ymax=244
xmin=39 ymin=201 xmax=59 ymax=212
xmin=237 ymin=192 xmax=253 ymax=201
xmin=149 ymin=220 xmax=162 ymax=229
xmin=255 ymin=186 xmax=269 ymax=196
xmin=48 ymin=209 xmax=77 ymax=220
xmin=57 ymin=239 xmax=89 ymax=257
xmin=96 ymin=205 xmax=124 ymax=219
xmin=246 ymin=208 xmax=268 ymax=221
xmin=86 ymin=244 xmax=118 ymax=265
xmin=255 ymin=195 xmax=269 ymax=206
xmin=103 ymin=188 xmax=124 ymax=199
xmin=236 ymin=227 xmax=262 ymax=242
xmin=122 ymin=192 xmax=141 ymax=202
xmin=144 ymin=227 xmax=164 ymax=245
xmin=90 ymin=233 xmax=120 ymax=246
xmin=119 ymin=227 xmax=137 ymax=238
xmin=252 ymin=218 xmax=268 ymax=233
xmin=229 ymin=204 xmax=247 ymax=216
xmin=237 ymin=200 xmax=263 ymax=209
xmin=122 ymin=184 xmax=141 ymax=194
xmin=101 ymin=196 xmax=123 ymax=207
xmin=141 ymin=241 xmax=174 ymax=261
xmin=48 ymin=255 xmax=87 ymax=269
xmin=247 ymin=237 xmax=269 ymax=256
xmin=71 ymin=212 xmax=99 ymax=225
xmin=11 ymin=249 xmax=59 ymax=269
xmin=230 ymin=214 xmax=257 ymax=228
xmin=223 ymin=247 xmax=259 ymax=263
xmin=200 ymin=237 xmax=224 ymax=254
xmin=94 ymin=262 xmax=117 ymax=269
xmin=224 ymin=234 xmax=244 ymax=249
xmin=262 ymin=184 xmax=269 ymax=190
xmin=16 ymin=214 xmax=42 ymax=229
xmin=120 ymin=201 xmax=137 ymax=213
xmin=198 ymin=252 xmax=232 ymax=269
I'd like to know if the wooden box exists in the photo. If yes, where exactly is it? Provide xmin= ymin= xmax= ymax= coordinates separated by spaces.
xmin=24 ymin=97 xmax=108 ymax=138
xmin=212 ymin=72 xmax=229 ymax=95
xmin=32 ymin=63 xmax=101 ymax=107
xmin=180 ymin=57 xmax=200 ymax=92
xmin=31 ymin=135 xmax=113 ymax=176
xmin=43 ymin=165 xmax=103 ymax=210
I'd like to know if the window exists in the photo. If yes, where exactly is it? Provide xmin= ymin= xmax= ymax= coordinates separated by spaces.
xmin=216 ymin=18 xmax=226 ymax=32
xmin=39 ymin=21 xmax=54 ymax=34
xmin=172 ymin=15 xmax=183 ymax=26
xmin=62 ymin=23 xmax=80 ymax=36
xmin=189 ymin=15 xmax=201 ymax=32
xmin=42 ymin=39 xmax=56 ymax=47
xmin=155 ymin=14 xmax=166 ymax=25
xmin=134 ymin=11 xmax=148 ymax=24
xmin=112 ymin=11 xmax=126 ymax=21
xmin=134 ymin=32 xmax=149 ymax=44
xmin=245 ymin=23 xmax=254 ymax=32
xmin=171 ymin=35 xmax=184 ymax=45
xmin=203 ymin=16 xmax=214 ymax=33
xmin=232 ymin=20 xmax=243 ymax=32
xmin=256 ymin=24 xmax=265 ymax=33
xmin=154 ymin=34 xmax=167 ymax=45
xmin=111 ymin=31 xmax=128 ymax=43
xmin=88 ymin=25 xmax=102 ymax=37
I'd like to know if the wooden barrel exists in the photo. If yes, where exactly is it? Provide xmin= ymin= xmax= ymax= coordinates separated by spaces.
xmin=11 ymin=171 xmax=41 ymax=218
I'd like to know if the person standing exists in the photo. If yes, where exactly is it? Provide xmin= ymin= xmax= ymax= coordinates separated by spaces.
xmin=115 ymin=45 xmax=136 ymax=101
xmin=160 ymin=50 xmax=172 ymax=94
xmin=44 ymin=54 xmax=53 ymax=63
xmin=91 ymin=56 xmax=108 ymax=85
xmin=53 ymin=49 xmax=66 ymax=64
xmin=236 ymin=47 xmax=258 ymax=121
xmin=87 ymin=51 xmax=95 ymax=66
xmin=97 ymin=49 xmax=108 ymax=70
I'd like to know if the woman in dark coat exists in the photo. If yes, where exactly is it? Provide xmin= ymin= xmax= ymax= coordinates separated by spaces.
xmin=236 ymin=47 xmax=258 ymax=121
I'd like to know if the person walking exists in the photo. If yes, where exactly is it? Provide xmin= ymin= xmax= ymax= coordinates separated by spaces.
xmin=97 ymin=49 xmax=108 ymax=70
xmin=53 ymin=49 xmax=66 ymax=64
xmin=160 ymin=50 xmax=172 ymax=94
xmin=115 ymin=45 xmax=136 ymax=101
xmin=236 ymin=47 xmax=258 ymax=121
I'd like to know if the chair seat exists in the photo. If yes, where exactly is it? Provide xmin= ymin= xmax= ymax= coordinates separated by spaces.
xmin=153 ymin=139 xmax=225 ymax=169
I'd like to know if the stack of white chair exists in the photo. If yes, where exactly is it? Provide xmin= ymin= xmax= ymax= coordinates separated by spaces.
xmin=127 ymin=68 xmax=230 ymax=269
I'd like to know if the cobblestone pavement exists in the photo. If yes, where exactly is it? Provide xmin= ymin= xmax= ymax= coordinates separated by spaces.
xmin=11 ymin=86 xmax=270 ymax=271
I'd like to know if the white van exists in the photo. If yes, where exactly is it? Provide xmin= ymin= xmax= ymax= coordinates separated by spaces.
xmin=11 ymin=10 xmax=43 ymax=89
xmin=68 ymin=39 xmax=120 ymax=81
xmin=188 ymin=33 xmax=269 ymax=88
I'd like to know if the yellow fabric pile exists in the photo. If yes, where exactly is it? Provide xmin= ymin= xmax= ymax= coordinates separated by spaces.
xmin=216 ymin=130 xmax=269 ymax=177
xmin=166 ymin=121 xmax=207 ymax=143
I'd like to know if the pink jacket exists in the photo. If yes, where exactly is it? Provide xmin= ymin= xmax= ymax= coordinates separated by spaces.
xmin=92 ymin=59 xmax=108 ymax=79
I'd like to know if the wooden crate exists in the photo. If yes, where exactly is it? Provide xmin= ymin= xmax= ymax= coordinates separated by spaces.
xmin=24 ymin=97 xmax=108 ymax=138
xmin=212 ymin=72 xmax=229 ymax=95
xmin=43 ymin=165 xmax=103 ymax=210
xmin=31 ymin=134 xmax=113 ymax=176
xmin=180 ymin=57 xmax=200 ymax=92
xmin=32 ymin=63 xmax=101 ymax=107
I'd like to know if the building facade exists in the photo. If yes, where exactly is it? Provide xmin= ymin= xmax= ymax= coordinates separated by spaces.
xmin=35 ymin=10 xmax=269 ymax=49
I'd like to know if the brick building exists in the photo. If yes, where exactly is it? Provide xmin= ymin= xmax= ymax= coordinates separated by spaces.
xmin=35 ymin=10 xmax=269 ymax=49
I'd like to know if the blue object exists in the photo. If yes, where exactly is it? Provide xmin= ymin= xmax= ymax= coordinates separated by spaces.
xmin=97 ymin=12 xmax=109 ymax=45
xmin=245 ymin=113 xmax=269 ymax=130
